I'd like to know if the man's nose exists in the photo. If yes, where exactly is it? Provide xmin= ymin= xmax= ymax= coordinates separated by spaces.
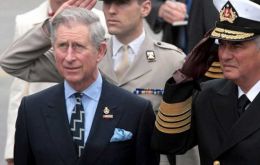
xmin=65 ymin=46 xmax=76 ymax=61
xmin=219 ymin=45 xmax=232 ymax=60
xmin=108 ymin=3 xmax=117 ymax=13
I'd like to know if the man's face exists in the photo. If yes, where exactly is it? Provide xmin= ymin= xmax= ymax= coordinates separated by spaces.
xmin=103 ymin=0 xmax=150 ymax=40
xmin=218 ymin=39 xmax=260 ymax=84
xmin=53 ymin=23 xmax=104 ymax=90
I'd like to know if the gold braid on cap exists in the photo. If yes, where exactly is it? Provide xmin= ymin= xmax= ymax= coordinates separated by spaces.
xmin=211 ymin=27 xmax=254 ymax=40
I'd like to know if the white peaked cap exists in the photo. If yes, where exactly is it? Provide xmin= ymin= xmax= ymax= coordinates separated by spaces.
xmin=213 ymin=0 xmax=260 ymax=22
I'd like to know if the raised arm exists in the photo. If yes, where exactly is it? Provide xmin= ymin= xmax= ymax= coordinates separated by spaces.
xmin=151 ymin=31 xmax=216 ymax=153
xmin=0 ymin=21 xmax=61 ymax=82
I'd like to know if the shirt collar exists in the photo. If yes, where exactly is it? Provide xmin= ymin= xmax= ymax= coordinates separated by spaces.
xmin=238 ymin=80 xmax=260 ymax=102
xmin=112 ymin=29 xmax=145 ymax=57
xmin=64 ymin=72 xmax=102 ymax=101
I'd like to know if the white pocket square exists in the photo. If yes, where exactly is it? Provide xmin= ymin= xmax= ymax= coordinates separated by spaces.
xmin=110 ymin=128 xmax=133 ymax=142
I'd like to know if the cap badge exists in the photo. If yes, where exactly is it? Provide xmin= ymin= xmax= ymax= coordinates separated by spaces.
xmin=219 ymin=2 xmax=238 ymax=23
xmin=146 ymin=50 xmax=156 ymax=62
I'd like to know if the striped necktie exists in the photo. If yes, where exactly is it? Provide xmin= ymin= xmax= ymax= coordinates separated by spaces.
xmin=70 ymin=92 xmax=85 ymax=157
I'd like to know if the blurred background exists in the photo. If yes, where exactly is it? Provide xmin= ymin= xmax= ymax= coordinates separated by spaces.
xmin=0 ymin=0 xmax=160 ymax=164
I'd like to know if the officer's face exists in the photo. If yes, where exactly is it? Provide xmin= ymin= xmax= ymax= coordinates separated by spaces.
xmin=103 ymin=0 xmax=151 ymax=42
xmin=218 ymin=39 xmax=260 ymax=86
xmin=53 ymin=23 xmax=105 ymax=91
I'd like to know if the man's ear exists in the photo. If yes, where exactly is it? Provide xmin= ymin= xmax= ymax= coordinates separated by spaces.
xmin=141 ymin=0 xmax=151 ymax=17
xmin=96 ymin=41 xmax=107 ymax=63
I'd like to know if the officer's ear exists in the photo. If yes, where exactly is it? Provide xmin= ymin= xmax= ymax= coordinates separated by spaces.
xmin=140 ymin=0 xmax=151 ymax=17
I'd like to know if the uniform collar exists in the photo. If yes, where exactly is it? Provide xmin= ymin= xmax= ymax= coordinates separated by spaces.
xmin=112 ymin=29 xmax=145 ymax=57
xmin=238 ymin=80 xmax=260 ymax=102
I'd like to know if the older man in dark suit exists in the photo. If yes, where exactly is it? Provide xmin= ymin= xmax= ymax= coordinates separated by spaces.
xmin=13 ymin=7 xmax=159 ymax=165
xmin=0 ymin=0 xmax=185 ymax=163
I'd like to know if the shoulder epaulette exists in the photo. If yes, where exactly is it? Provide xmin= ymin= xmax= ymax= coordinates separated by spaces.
xmin=154 ymin=40 xmax=184 ymax=54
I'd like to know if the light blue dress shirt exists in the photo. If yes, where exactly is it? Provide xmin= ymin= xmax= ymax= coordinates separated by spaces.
xmin=64 ymin=72 xmax=102 ymax=143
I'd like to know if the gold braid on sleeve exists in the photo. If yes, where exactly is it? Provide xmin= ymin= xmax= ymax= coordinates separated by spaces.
xmin=155 ymin=97 xmax=192 ymax=134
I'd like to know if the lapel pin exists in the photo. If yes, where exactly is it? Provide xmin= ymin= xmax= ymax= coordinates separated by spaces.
xmin=146 ymin=50 xmax=156 ymax=62
xmin=103 ymin=107 xmax=113 ymax=119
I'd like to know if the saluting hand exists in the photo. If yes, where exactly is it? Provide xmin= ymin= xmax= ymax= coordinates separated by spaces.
xmin=51 ymin=0 xmax=97 ymax=21
xmin=180 ymin=29 xmax=217 ymax=80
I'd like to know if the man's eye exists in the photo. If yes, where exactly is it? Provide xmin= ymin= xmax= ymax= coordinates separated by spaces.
xmin=75 ymin=44 xmax=84 ymax=48
xmin=74 ymin=44 xmax=85 ymax=52
xmin=58 ymin=43 xmax=68 ymax=49
xmin=231 ymin=43 xmax=243 ymax=49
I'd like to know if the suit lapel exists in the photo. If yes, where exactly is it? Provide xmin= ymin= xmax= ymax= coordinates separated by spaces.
xmin=212 ymin=80 xmax=238 ymax=135
xmin=232 ymin=93 xmax=260 ymax=140
xmin=213 ymin=81 xmax=260 ymax=157
xmin=81 ymin=80 xmax=122 ymax=164
xmin=215 ymin=93 xmax=260 ymax=157
xmin=41 ymin=83 xmax=78 ymax=164
xmin=99 ymin=36 xmax=153 ymax=86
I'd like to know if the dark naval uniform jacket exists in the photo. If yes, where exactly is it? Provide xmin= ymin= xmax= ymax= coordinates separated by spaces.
xmin=152 ymin=78 xmax=260 ymax=165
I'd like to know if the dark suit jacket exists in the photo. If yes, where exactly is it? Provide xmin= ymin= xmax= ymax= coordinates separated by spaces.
xmin=152 ymin=78 xmax=260 ymax=164
xmin=187 ymin=0 xmax=218 ymax=52
xmin=146 ymin=0 xmax=187 ymax=51
xmin=14 ymin=79 xmax=159 ymax=165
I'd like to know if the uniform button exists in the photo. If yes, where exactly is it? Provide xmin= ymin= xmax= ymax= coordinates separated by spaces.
xmin=213 ymin=160 xmax=220 ymax=165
